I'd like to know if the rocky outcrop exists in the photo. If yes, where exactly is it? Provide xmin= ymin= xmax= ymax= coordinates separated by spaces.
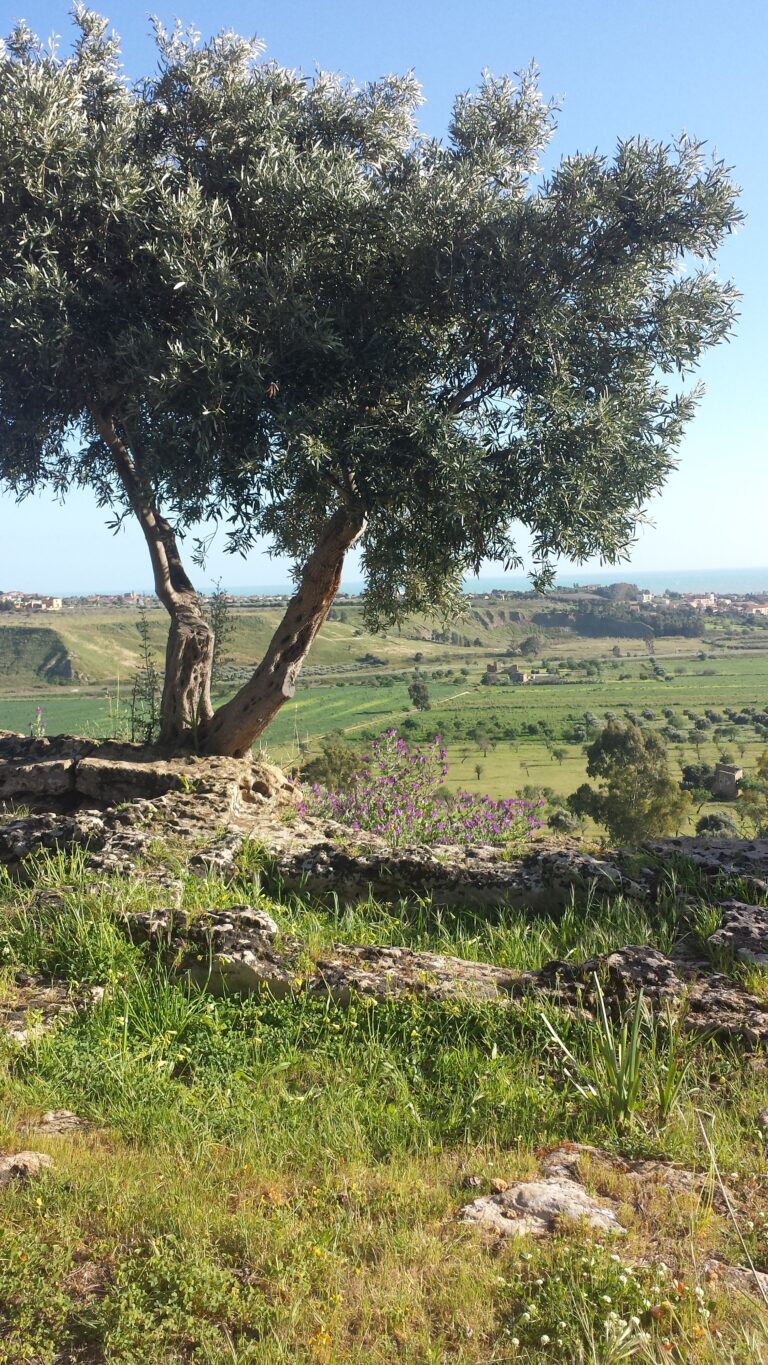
xmin=116 ymin=904 xmax=768 ymax=1047
xmin=4 ymin=734 xmax=768 ymax=917
xmin=460 ymin=1170 xmax=626 ymax=1238
xmin=0 ymin=732 xmax=296 ymax=876
xmin=0 ymin=1151 xmax=54 ymax=1186
xmin=709 ymin=901 xmax=768 ymax=968
xmin=0 ymin=975 xmax=104 ymax=1045
xmin=25 ymin=1110 xmax=95 ymax=1136
xmin=458 ymin=1142 xmax=728 ymax=1239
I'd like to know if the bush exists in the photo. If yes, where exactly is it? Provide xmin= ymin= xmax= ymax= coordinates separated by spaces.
xmin=547 ymin=808 xmax=582 ymax=835
xmin=695 ymin=811 xmax=738 ymax=836
xmin=301 ymin=740 xmax=361 ymax=791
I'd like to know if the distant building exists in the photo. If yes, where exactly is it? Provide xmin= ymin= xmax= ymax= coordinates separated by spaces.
xmin=506 ymin=666 xmax=560 ymax=685
xmin=0 ymin=592 xmax=61 ymax=611
xmin=507 ymin=666 xmax=531 ymax=684
xmin=712 ymin=763 xmax=743 ymax=800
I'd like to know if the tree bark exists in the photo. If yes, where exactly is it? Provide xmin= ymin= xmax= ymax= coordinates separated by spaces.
xmin=91 ymin=409 xmax=215 ymax=747
xmin=201 ymin=508 xmax=366 ymax=757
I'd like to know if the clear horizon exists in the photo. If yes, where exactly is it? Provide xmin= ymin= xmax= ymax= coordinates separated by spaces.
xmin=1 ymin=0 xmax=766 ymax=593
xmin=6 ymin=565 xmax=768 ymax=599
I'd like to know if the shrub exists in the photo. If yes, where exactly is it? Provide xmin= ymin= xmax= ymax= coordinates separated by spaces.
xmin=547 ymin=808 xmax=582 ymax=835
xmin=301 ymin=729 xmax=543 ymax=848
xmin=696 ymin=811 xmax=738 ymax=836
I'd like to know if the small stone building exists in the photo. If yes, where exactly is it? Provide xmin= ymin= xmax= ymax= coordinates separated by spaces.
xmin=712 ymin=763 xmax=743 ymax=800
xmin=507 ymin=666 xmax=531 ymax=684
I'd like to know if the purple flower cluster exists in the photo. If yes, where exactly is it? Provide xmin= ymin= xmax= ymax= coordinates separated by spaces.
xmin=300 ymin=729 xmax=543 ymax=849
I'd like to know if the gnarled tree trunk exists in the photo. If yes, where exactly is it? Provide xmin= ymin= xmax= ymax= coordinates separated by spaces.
xmin=160 ymin=597 xmax=215 ymax=746
xmin=201 ymin=508 xmax=366 ymax=756
xmin=92 ymin=409 xmax=215 ymax=747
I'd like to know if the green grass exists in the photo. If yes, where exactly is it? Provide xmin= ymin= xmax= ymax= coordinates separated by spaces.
xmin=0 ymin=847 xmax=766 ymax=1360
xmin=3 ymin=610 xmax=768 ymax=837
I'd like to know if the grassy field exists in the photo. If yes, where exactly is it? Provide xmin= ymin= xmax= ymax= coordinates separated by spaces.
xmin=0 ymin=843 xmax=766 ymax=1361
xmin=3 ymin=649 xmax=767 ymax=827
xmin=2 ymin=604 xmax=768 ymax=837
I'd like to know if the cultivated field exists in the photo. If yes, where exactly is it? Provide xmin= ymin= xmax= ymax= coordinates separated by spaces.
xmin=2 ymin=600 xmax=768 ymax=830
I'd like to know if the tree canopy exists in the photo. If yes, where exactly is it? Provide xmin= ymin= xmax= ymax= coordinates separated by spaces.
xmin=569 ymin=720 xmax=692 ymax=841
xmin=0 ymin=10 xmax=742 ymax=752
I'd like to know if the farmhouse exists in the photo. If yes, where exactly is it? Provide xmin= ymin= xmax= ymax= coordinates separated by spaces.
xmin=712 ymin=763 xmax=743 ymax=799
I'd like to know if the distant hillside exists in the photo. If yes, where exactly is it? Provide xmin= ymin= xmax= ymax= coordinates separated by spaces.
xmin=0 ymin=625 xmax=88 ymax=685
xmin=0 ymin=607 xmax=457 ymax=691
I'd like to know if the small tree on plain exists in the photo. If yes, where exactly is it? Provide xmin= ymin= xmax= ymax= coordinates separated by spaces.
xmin=0 ymin=12 xmax=740 ymax=755
xmin=408 ymin=679 xmax=431 ymax=712
xmin=569 ymin=720 xmax=692 ymax=842
xmin=301 ymin=740 xmax=361 ymax=792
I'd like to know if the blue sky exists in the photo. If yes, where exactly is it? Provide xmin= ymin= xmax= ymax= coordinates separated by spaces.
xmin=1 ymin=0 xmax=766 ymax=593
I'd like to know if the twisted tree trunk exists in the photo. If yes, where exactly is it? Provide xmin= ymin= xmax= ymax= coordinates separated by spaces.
xmin=201 ymin=508 xmax=366 ymax=756
xmin=92 ymin=410 xmax=214 ymax=747
xmin=93 ymin=408 xmax=364 ymax=755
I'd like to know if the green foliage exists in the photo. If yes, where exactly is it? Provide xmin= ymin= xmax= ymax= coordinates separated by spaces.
xmin=300 ymin=737 xmax=361 ymax=791
xmin=541 ymin=975 xmax=695 ymax=1130
xmin=203 ymin=580 xmax=234 ymax=688
xmin=696 ymin=810 xmax=738 ymax=836
xmin=0 ymin=12 xmax=740 ymax=630
xmin=130 ymin=604 xmax=161 ymax=744
xmin=0 ymin=849 xmax=766 ymax=1360
xmin=547 ymin=806 xmax=582 ymax=835
xmin=569 ymin=720 xmax=692 ymax=842
xmin=407 ymin=677 xmax=431 ymax=711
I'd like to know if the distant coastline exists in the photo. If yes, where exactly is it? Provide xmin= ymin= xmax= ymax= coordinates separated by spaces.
xmin=9 ymin=567 xmax=768 ymax=600
xmin=225 ymin=567 xmax=768 ymax=598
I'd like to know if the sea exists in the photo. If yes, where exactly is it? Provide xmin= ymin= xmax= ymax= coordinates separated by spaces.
xmin=226 ymin=567 xmax=768 ymax=598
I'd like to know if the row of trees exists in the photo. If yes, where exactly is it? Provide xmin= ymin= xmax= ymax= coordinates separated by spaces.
xmin=0 ymin=11 xmax=740 ymax=754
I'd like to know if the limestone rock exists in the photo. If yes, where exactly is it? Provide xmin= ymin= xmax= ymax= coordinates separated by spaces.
xmin=123 ymin=904 xmax=296 ymax=996
xmin=0 ymin=977 xmax=96 ymax=1045
xmin=0 ymin=758 xmax=74 ymax=799
xmin=710 ymin=901 xmax=768 ymax=968
xmin=540 ymin=1143 xmax=729 ymax=1208
xmin=459 ymin=1143 xmax=733 ymax=1240
xmin=644 ymin=836 xmax=768 ymax=886
xmin=685 ymin=974 xmax=768 ymax=1047
xmin=29 ymin=1110 xmax=94 ymax=1135
xmin=0 ymin=1150 xmax=54 ymax=1186
xmin=460 ymin=1175 xmax=625 ymax=1238
xmin=311 ymin=944 xmax=521 ymax=1007
xmin=703 ymin=1259 xmax=768 ymax=1302
xmin=116 ymin=903 xmax=768 ymax=1047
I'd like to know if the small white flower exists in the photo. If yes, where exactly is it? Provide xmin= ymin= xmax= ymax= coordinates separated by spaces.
xmin=540 ymin=1335 xmax=550 ymax=1346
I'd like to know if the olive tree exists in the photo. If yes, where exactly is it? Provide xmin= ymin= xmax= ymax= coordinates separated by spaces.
xmin=0 ymin=10 xmax=741 ymax=755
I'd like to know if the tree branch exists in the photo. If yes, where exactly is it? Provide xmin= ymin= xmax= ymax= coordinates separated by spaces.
xmin=89 ymin=406 xmax=196 ymax=610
